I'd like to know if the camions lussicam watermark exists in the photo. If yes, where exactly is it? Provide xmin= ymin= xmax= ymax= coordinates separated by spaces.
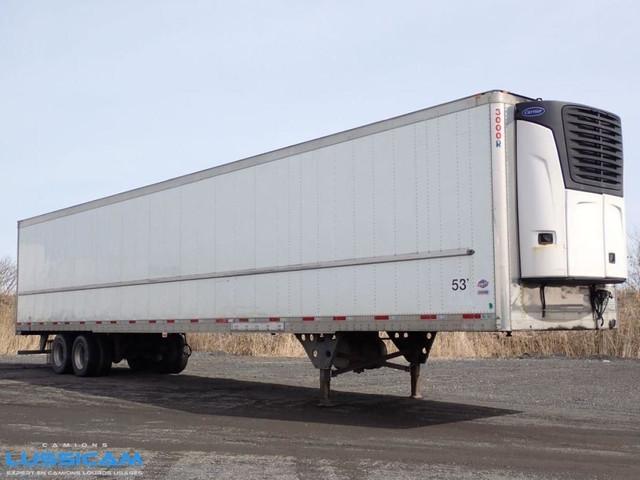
xmin=5 ymin=443 xmax=144 ymax=477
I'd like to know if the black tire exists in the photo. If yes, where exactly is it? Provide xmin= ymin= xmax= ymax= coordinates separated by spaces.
xmin=51 ymin=334 xmax=73 ymax=374
xmin=155 ymin=334 xmax=190 ymax=374
xmin=171 ymin=352 xmax=189 ymax=374
xmin=95 ymin=335 xmax=113 ymax=376
xmin=168 ymin=334 xmax=190 ymax=374
xmin=71 ymin=334 xmax=100 ymax=377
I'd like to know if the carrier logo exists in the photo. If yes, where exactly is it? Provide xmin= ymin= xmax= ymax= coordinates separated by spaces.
xmin=521 ymin=106 xmax=545 ymax=117
xmin=477 ymin=279 xmax=489 ymax=289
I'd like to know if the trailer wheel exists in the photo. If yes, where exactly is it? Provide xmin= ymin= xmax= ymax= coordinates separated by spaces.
xmin=71 ymin=334 xmax=100 ymax=377
xmin=155 ymin=334 xmax=190 ymax=374
xmin=95 ymin=335 xmax=113 ymax=376
xmin=51 ymin=334 xmax=73 ymax=374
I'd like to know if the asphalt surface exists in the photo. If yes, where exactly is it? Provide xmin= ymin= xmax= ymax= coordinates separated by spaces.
xmin=0 ymin=352 xmax=638 ymax=480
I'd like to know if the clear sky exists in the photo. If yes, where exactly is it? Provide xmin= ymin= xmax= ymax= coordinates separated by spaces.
xmin=1 ymin=0 xmax=638 ymax=259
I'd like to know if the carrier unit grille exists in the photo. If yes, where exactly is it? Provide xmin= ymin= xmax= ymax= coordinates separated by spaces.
xmin=562 ymin=106 xmax=623 ymax=195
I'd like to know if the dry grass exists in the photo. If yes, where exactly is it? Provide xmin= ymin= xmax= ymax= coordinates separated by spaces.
xmin=0 ymin=296 xmax=38 ymax=355
xmin=188 ymin=331 xmax=305 ymax=357
xmin=1 ymin=291 xmax=638 ymax=358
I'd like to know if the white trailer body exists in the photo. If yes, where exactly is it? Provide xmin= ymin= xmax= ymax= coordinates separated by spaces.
xmin=14 ymin=91 xmax=626 ymax=397
xmin=16 ymin=91 xmax=624 ymax=335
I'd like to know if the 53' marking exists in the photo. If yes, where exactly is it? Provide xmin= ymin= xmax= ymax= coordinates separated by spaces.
xmin=451 ymin=278 xmax=470 ymax=291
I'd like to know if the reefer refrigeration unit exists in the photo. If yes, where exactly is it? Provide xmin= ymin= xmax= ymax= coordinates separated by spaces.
xmin=15 ymin=90 xmax=625 ymax=402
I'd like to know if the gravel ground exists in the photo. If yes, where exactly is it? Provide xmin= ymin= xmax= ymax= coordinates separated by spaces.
xmin=0 ymin=353 xmax=638 ymax=479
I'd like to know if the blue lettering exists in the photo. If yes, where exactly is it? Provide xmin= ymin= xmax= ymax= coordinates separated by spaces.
xmin=39 ymin=452 xmax=56 ymax=467
xmin=120 ymin=452 xmax=144 ymax=466
xmin=82 ymin=452 xmax=98 ymax=466
xmin=4 ymin=450 xmax=144 ymax=468
xmin=58 ymin=452 xmax=75 ymax=466
xmin=21 ymin=453 xmax=38 ymax=467
xmin=495 ymin=140 xmax=502 ymax=147
xmin=98 ymin=452 xmax=119 ymax=467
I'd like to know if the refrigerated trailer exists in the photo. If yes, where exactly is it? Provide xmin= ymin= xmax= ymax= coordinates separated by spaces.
xmin=15 ymin=90 xmax=626 ymax=403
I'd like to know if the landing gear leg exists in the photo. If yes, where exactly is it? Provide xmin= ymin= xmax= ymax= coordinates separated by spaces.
xmin=296 ymin=331 xmax=437 ymax=404
xmin=388 ymin=331 xmax=437 ymax=399
xmin=295 ymin=334 xmax=341 ymax=407
xmin=410 ymin=363 xmax=422 ymax=399
xmin=319 ymin=368 xmax=332 ymax=407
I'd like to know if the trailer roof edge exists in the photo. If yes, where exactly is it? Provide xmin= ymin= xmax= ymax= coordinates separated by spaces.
xmin=19 ymin=90 xmax=532 ymax=228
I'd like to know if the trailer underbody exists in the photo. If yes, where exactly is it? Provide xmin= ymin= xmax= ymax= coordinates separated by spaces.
xmin=20 ymin=330 xmax=437 ymax=405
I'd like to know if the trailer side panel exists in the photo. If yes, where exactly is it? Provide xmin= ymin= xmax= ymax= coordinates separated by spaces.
xmin=18 ymin=104 xmax=499 ymax=332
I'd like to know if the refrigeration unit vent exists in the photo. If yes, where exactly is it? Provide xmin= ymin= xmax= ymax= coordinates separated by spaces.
xmin=562 ymin=106 xmax=623 ymax=195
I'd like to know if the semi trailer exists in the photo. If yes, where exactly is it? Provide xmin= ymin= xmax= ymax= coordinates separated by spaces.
xmin=15 ymin=90 xmax=626 ymax=404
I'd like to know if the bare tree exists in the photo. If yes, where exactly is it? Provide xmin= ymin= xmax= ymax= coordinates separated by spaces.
xmin=0 ymin=256 xmax=17 ymax=296
xmin=626 ymin=228 xmax=640 ymax=291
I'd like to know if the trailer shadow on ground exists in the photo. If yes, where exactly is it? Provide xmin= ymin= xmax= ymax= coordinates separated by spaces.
xmin=0 ymin=362 xmax=519 ymax=430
